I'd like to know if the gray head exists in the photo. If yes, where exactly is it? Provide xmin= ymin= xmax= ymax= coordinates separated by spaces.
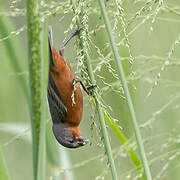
xmin=52 ymin=123 xmax=88 ymax=148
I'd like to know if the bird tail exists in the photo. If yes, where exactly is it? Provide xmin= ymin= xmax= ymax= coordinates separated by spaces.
xmin=48 ymin=25 xmax=54 ymax=67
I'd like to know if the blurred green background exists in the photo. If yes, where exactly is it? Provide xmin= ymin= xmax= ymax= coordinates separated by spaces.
xmin=0 ymin=0 xmax=180 ymax=179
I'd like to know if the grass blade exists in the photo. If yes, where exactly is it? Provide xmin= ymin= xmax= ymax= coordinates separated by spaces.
xmin=0 ymin=0 xmax=29 ymax=101
xmin=37 ymin=23 xmax=49 ymax=180
xmin=103 ymin=111 xmax=146 ymax=179
xmin=103 ymin=111 xmax=142 ymax=167
xmin=0 ymin=146 xmax=9 ymax=180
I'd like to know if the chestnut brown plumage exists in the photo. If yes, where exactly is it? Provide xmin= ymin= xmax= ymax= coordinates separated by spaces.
xmin=47 ymin=26 xmax=89 ymax=148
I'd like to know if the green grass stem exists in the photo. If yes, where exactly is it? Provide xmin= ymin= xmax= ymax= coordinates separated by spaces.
xmin=26 ymin=0 xmax=48 ymax=179
xmin=0 ymin=145 xmax=9 ymax=180
xmin=70 ymin=0 xmax=117 ymax=179
xmin=98 ymin=0 xmax=152 ymax=179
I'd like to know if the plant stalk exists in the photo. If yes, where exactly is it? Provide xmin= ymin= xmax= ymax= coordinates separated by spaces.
xmin=0 ymin=145 xmax=9 ymax=180
xmin=26 ymin=0 xmax=47 ymax=179
xmin=98 ymin=0 xmax=152 ymax=179
xmin=70 ymin=0 xmax=118 ymax=179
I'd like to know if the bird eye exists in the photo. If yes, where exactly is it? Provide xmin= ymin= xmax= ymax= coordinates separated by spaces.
xmin=69 ymin=139 xmax=74 ymax=143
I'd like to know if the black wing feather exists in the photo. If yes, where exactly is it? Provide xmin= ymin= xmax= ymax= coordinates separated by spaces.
xmin=48 ymin=74 xmax=67 ymax=123
xmin=48 ymin=25 xmax=67 ymax=123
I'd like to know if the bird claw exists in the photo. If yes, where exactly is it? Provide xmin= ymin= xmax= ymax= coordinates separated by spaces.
xmin=73 ymin=77 xmax=97 ymax=95
xmin=86 ymin=84 xmax=97 ymax=91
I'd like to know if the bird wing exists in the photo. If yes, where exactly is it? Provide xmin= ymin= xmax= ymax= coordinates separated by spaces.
xmin=48 ymin=25 xmax=67 ymax=123
xmin=48 ymin=73 xmax=67 ymax=123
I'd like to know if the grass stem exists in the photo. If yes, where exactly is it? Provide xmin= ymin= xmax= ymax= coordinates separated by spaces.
xmin=26 ymin=1 xmax=48 ymax=179
xmin=70 ymin=0 xmax=118 ymax=179
xmin=98 ymin=0 xmax=152 ymax=179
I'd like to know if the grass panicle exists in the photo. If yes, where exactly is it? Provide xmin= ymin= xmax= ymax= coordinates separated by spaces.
xmin=98 ymin=0 xmax=152 ymax=179
xmin=70 ymin=0 xmax=118 ymax=179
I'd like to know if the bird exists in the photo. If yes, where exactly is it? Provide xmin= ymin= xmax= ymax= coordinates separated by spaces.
xmin=47 ymin=26 xmax=95 ymax=148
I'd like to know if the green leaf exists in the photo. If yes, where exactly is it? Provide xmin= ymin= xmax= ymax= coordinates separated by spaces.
xmin=103 ymin=111 xmax=143 ymax=170
xmin=0 ymin=146 xmax=9 ymax=180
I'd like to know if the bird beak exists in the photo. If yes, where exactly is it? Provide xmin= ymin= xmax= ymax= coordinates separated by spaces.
xmin=75 ymin=136 xmax=88 ymax=146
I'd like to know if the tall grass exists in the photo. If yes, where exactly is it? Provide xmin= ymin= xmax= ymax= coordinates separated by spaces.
xmin=0 ymin=0 xmax=180 ymax=179
xmin=0 ymin=0 xmax=29 ymax=101
xmin=0 ymin=145 xmax=9 ymax=180
xmin=26 ymin=0 xmax=48 ymax=179
xmin=98 ymin=0 xmax=152 ymax=179
xmin=70 ymin=0 xmax=118 ymax=179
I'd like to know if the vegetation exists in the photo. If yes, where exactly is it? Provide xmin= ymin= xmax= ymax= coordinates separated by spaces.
xmin=0 ymin=0 xmax=179 ymax=179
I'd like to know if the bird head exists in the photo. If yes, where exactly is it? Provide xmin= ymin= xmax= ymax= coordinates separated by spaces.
xmin=52 ymin=123 xmax=88 ymax=148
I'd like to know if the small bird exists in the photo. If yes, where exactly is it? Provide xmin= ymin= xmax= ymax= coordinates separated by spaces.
xmin=47 ymin=26 xmax=95 ymax=148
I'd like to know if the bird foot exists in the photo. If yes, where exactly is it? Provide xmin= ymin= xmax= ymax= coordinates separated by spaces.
xmin=73 ymin=77 xmax=96 ymax=95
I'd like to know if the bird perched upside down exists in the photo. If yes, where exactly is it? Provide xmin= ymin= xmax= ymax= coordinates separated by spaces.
xmin=47 ymin=26 xmax=95 ymax=148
